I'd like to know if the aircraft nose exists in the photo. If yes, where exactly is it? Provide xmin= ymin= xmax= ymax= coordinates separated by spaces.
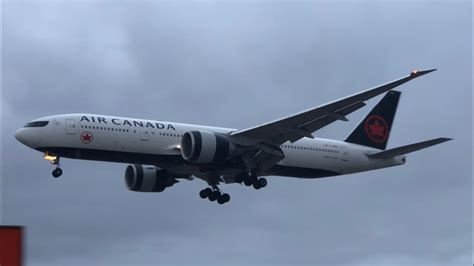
xmin=15 ymin=128 xmax=27 ymax=144
xmin=15 ymin=128 xmax=39 ymax=147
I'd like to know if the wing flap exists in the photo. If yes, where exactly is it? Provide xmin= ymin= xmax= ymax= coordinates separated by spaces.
xmin=285 ymin=101 xmax=366 ymax=143
xmin=368 ymin=137 xmax=452 ymax=159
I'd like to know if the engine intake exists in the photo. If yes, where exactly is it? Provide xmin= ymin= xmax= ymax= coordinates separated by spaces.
xmin=181 ymin=130 xmax=236 ymax=163
xmin=125 ymin=164 xmax=177 ymax=192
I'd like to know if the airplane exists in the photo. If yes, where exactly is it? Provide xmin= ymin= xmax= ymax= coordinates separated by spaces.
xmin=15 ymin=69 xmax=451 ymax=204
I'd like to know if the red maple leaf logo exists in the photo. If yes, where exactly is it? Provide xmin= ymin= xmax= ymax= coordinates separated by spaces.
xmin=364 ymin=116 xmax=388 ymax=143
xmin=368 ymin=119 xmax=385 ymax=137
xmin=81 ymin=132 xmax=93 ymax=143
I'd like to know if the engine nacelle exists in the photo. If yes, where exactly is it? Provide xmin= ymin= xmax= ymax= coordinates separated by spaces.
xmin=124 ymin=164 xmax=177 ymax=192
xmin=181 ymin=130 xmax=236 ymax=163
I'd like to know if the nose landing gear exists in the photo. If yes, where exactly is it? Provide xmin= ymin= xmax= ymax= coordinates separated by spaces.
xmin=52 ymin=168 xmax=63 ymax=178
xmin=44 ymin=152 xmax=63 ymax=178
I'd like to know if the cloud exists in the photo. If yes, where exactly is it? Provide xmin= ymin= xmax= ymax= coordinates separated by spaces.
xmin=2 ymin=1 xmax=471 ymax=265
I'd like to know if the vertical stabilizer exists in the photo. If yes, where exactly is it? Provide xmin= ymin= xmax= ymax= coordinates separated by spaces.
xmin=345 ymin=90 xmax=401 ymax=150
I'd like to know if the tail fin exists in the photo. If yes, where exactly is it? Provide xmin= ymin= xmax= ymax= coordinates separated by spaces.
xmin=345 ymin=90 xmax=401 ymax=150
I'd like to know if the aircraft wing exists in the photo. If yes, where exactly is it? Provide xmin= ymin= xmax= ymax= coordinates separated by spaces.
xmin=230 ymin=69 xmax=437 ymax=146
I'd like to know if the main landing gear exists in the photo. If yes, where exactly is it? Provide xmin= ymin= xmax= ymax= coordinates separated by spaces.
xmin=199 ymin=187 xmax=231 ymax=205
xmin=44 ymin=152 xmax=63 ymax=178
xmin=235 ymin=174 xmax=267 ymax=190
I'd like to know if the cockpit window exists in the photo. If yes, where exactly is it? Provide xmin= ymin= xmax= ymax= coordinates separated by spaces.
xmin=24 ymin=121 xmax=49 ymax=127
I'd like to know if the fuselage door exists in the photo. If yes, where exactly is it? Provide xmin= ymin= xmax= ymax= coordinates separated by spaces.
xmin=66 ymin=119 xmax=76 ymax=135
xmin=337 ymin=145 xmax=350 ymax=174
xmin=339 ymin=146 xmax=349 ymax=162
xmin=140 ymin=128 xmax=149 ymax=141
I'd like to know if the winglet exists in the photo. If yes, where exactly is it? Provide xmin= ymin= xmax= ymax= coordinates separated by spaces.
xmin=409 ymin=68 xmax=437 ymax=78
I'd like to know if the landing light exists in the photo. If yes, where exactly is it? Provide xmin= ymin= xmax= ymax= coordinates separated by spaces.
xmin=176 ymin=145 xmax=181 ymax=149
xmin=410 ymin=69 xmax=418 ymax=76
xmin=44 ymin=153 xmax=58 ymax=164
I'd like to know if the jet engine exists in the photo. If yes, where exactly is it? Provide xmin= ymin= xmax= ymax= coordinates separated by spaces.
xmin=124 ymin=164 xmax=178 ymax=192
xmin=180 ymin=130 xmax=236 ymax=163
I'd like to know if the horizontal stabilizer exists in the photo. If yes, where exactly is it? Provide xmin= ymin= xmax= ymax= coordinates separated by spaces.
xmin=368 ymin=137 xmax=452 ymax=159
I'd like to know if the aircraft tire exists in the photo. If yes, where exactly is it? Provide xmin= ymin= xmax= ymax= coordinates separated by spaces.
xmin=52 ymin=168 xmax=63 ymax=178
xmin=258 ymin=178 xmax=267 ymax=188
xmin=221 ymin=193 xmax=230 ymax=203
xmin=244 ymin=179 xmax=253 ymax=186
xmin=217 ymin=193 xmax=230 ymax=204
xmin=217 ymin=197 xmax=225 ymax=204
xmin=209 ymin=190 xmax=220 ymax=201
xmin=200 ymin=188 xmax=212 ymax=199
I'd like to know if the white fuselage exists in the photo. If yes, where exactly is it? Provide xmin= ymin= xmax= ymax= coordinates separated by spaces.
xmin=15 ymin=114 xmax=405 ymax=179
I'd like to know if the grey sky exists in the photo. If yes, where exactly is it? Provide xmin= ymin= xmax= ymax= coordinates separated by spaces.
xmin=2 ymin=1 xmax=472 ymax=265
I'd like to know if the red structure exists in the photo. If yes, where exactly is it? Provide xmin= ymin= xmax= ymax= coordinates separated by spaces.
xmin=0 ymin=226 xmax=23 ymax=266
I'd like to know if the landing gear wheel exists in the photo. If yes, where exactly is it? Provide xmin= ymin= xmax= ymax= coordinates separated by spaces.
xmin=217 ymin=197 xmax=225 ymax=204
xmin=258 ymin=178 xmax=267 ymax=188
xmin=52 ymin=168 xmax=63 ymax=178
xmin=208 ymin=190 xmax=221 ymax=201
xmin=221 ymin=193 xmax=230 ymax=203
xmin=217 ymin=193 xmax=230 ymax=204
xmin=199 ymin=188 xmax=212 ymax=199
xmin=244 ymin=179 xmax=253 ymax=186
xmin=253 ymin=182 xmax=262 ymax=190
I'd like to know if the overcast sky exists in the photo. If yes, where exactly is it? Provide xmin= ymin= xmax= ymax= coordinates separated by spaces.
xmin=1 ymin=1 xmax=472 ymax=265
